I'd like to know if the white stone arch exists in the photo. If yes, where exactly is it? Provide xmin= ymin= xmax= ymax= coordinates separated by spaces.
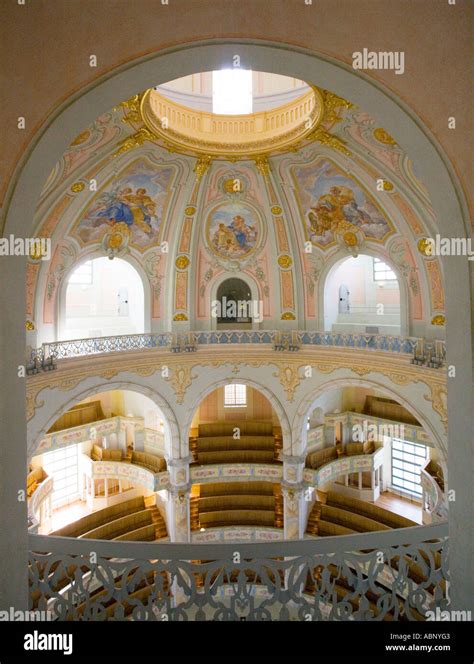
xmin=27 ymin=380 xmax=180 ymax=462
xmin=0 ymin=38 xmax=470 ymax=608
xmin=182 ymin=376 xmax=292 ymax=456
xmin=292 ymin=376 xmax=447 ymax=463
xmin=54 ymin=250 xmax=152 ymax=342
xmin=207 ymin=270 xmax=262 ymax=330
xmin=318 ymin=249 xmax=409 ymax=336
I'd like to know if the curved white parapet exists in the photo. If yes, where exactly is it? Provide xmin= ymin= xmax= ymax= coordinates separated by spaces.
xmin=303 ymin=447 xmax=384 ymax=487
xmin=192 ymin=526 xmax=283 ymax=543
xmin=420 ymin=466 xmax=447 ymax=524
xmin=28 ymin=475 xmax=54 ymax=533
xmin=190 ymin=463 xmax=283 ymax=485
xmin=81 ymin=455 xmax=169 ymax=492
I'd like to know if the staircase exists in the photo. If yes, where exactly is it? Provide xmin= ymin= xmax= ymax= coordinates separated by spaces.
xmin=144 ymin=496 xmax=168 ymax=539
xmin=306 ymin=501 xmax=322 ymax=536
xmin=190 ymin=495 xmax=200 ymax=531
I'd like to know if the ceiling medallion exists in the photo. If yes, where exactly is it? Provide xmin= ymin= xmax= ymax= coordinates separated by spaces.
xmin=184 ymin=206 xmax=196 ymax=216
xmin=373 ymin=127 xmax=397 ymax=146
xmin=271 ymin=205 xmax=282 ymax=215
xmin=138 ymin=87 xmax=325 ymax=160
xmin=278 ymin=255 xmax=293 ymax=269
xmin=71 ymin=182 xmax=85 ymax=193
xmin=382 ymin=180 xmax=394 ymax=191
xmin=175 ymin=255 xmax=190 ymax=270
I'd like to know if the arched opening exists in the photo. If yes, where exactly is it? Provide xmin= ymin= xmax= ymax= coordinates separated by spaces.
xmin=300 ymin=382 xmax=445 ymax=529
xmin=60 ymin=257 xmax=145 ymax=340
xmin=29 ymin=388 xmax=170 ymax=537
xmin=1 ymin=39 xmax=469 ymax=609
xmin=187 ymin=382 xmax=284 ymax=533
xmin=214 ymin=277 xmax=253 ymax=329
xmin=323 ymin=254 xmax=401 ymax=335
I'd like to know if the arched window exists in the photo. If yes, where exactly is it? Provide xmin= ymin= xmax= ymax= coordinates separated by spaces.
xmin=214 ymin=277 xmax=253 ymax=329
xmin=61 ymin=257 xmax=145 ymax=340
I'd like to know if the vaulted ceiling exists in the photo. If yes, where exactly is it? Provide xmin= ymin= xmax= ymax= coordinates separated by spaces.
xmin=28 ymin=72 xmax=445 ymax=337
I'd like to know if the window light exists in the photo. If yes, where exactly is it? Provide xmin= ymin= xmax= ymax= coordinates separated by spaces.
xmin=224 ymin=384 xmax=247 ymax=408
xmin=212 ymin=69 xmax=253 ymax=115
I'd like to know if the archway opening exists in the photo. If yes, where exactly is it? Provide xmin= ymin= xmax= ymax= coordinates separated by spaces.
xmin=60 ymin=257 xmax=145 ymax=340
xmin=323 ymin=255 xmax=401 ymax=335
xmin=29 ymin=389 xmax=170 ymax=537
xmin=188 ymin=383 xmax=283 ymax=533
xmin=302 ymin=383 xmax=444 ymax=532
xmin=214 ymin=277 xmax=253 ymax=329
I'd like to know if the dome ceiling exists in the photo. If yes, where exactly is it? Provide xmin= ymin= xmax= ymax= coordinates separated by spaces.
xmin=28 ymin=72 xmax=445 ymax=336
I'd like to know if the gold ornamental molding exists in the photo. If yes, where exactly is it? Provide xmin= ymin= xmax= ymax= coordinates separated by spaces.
xmin=139 ymin=88 xmax=324 ymax=159
xmin=115 ymin=85 xmax=353 ymax=162
xmin=26 ymin=346 xmax=446 ymax=429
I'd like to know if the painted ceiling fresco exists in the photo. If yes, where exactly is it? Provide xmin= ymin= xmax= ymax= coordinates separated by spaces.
xmin=291 ymin=158 xmax=394 ymax=248
xmin=71 ymin=159 xmax=175 ymax=252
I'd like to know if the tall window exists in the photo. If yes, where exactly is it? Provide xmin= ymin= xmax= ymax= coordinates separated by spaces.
xmin=224 ymin=384 xmax=247 ymax=408
xmin=42 ymin=445 xmax=80 ymax=508
xmin=373 ymin=257 xmax=396 ymax=281
xmin=391 ymin=439 xmax=427 ymax=497
xmin=212 ymin=70 xmax=253 ymax=114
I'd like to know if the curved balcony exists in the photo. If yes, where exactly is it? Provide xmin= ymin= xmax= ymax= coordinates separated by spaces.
xmin=140 ymin=87 xmax=323 ymax=158
xmin=29 ymin=330 xmax=446 ymax=365
xmin=29 ymin=521 xmax=448 ymax=621
xmin=81 ymin=455 xmax=169 ymax=494
xmin=191 ymin=526 xmax=283 ymax=542
xmin=420 ymin=461 xmax=447 ymax=524
xmin=28 ymin=474 xmax=54 ymax=533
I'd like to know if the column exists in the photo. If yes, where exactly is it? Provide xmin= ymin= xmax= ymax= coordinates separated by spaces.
xmin=0 ymin=256 xmax=27 ymax=610
xmin=166 ymin=456 xmax=192 ymax=542
xmin=282 ymin=454 xmax=306 ymax=539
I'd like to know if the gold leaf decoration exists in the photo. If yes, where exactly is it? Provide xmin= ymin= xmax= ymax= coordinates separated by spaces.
xmin=173 ymin=313 xmax=188 ymax=321
xmin=70 ymin=182 xmax=85 ymax=193
xmin=374 ymin=127 xmax=397 ymax=146
xmin=278 ymin=255 xmax=293 ymax=269
xmin=271 ymin=206 xmax=282 ymax=215
xmin=194 ymin=156 xmax=212 ymax=181
xmin=175 ymin=255 xmax=190 ymax=270
xmin=184 ymin=206 xmax=196 ymax=216
xmin=273 ymin=364 xmax=301 ymax=402
xmin=281 ymin=312 xmax=296 ymax=320
xmin=431 ymin=315 xmax=445 ymax=326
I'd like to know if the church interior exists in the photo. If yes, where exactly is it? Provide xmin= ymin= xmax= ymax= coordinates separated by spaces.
xmin=0 ymin=0 xmax=472 ymax=639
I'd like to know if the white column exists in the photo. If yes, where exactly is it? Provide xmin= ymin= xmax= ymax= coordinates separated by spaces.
xmin=167 ymin=456 xmax=192 ymax=542
xmin=282 ymin=454 xmax=306 ymax=539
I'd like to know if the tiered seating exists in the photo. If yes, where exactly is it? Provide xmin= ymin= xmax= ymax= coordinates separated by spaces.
xmin=305 ymin=440 xmax=375 ymax=470
xmin=193 ymin=421 xmax=279 ymax=465
xmin=49 ymin=496 xmax=166 ymax=541
xmin=193 ymin=482 xmax=282 ymax=529
xmin=90 ymin=444 xmax=167 ymax=472
xmin=306 ymin=491 xmax=416 ymax=536
xmin=131 ymin=451 xmax=167 ymax=473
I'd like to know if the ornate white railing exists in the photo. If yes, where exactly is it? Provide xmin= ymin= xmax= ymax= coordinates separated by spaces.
xmin=421 ymin=463 xmax=447 ymax=523
xmin=190 ymin=463 xmax=283 ymax=484
xmin=28 ymin=475 xmax=54 ymax=533
xmin=29 ymin=330 xmax=446 ymax=364
xmin=81 ymin=455 xmax=169 ymax=492
xmin=29 ymin=522 xmax=448 ymax=621
xmin=303 ymin=448 xmax=384 ymax=487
